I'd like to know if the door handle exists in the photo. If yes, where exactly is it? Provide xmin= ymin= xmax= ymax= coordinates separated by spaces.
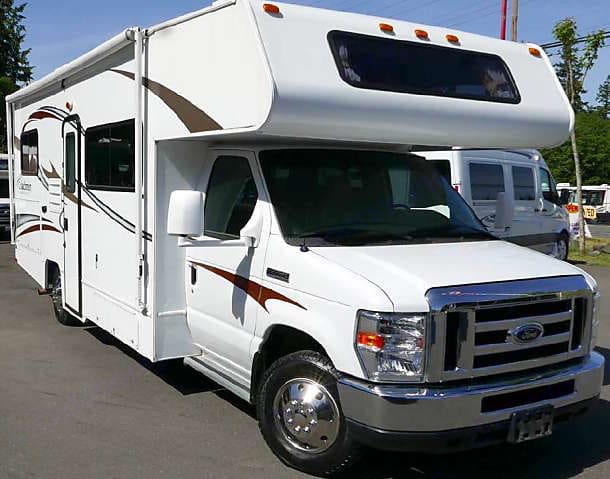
xmin=63 ymin=218 xmax=69 ymax=231
xmin=534 ymin=208 xmax=548 ymax=213
xmin=41 ymin=205 xmax=47 ymax=213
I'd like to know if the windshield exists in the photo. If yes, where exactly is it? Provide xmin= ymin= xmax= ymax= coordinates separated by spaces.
xmin=259 ymin=149 xmax=492 ymax=246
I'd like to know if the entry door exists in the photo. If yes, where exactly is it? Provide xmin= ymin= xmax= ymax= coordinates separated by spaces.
xmin=186 ymin=151 xmax=269 ymax=378
xmin=62 ymin=120 xmax=82 ymax=316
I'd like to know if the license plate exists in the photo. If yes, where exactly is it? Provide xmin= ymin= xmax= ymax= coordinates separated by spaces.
xmin=507 ymin=405 xmax=554 ymax=444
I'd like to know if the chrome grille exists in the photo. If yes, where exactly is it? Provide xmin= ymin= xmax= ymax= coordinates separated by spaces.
xmin=425 ymin=276 xmax=593 ymax=383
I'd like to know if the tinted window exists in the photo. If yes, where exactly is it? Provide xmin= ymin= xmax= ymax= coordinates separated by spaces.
xmin=430 ymin=160 xmax=451 ymax=183
xmin=540 ymin=168 xmax=559 ymax=203
xmin=470 ymin=163 xmax=505 ymax=201
xmin=0 ymin=158 xmax=7 ymax=170
xmin=0 ymin=179 xmax=8 ymax=198
xmin=512 ymin=166 xmax=535 ymax=201
xmin=21 ymin=130 xmax=38 ymax=176
xmin=582 ymin=190 xmax=605 ymax=206
xmin=85 ymin=120 xmax=135 ymax=191
xmin=329 ymin=31 xmax=520 ymax=103
xmin=260 ymin=149 xmax=489 ymax=246
xmin=65 ymin=133 xmax=76 ymax=194
xmin=204 ymin=156 xmax=258 ymax=239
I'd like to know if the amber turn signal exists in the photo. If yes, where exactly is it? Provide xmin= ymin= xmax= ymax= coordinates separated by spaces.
xmin=263 ymin=3 xmax=280 ymax=14
xmin=357 ymin=332 xmax=385 ymax=351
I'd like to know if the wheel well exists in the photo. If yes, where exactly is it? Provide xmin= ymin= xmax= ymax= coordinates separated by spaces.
xmin=45 ymin=261 xmax=60 ymax=289
xmin=250 ymin=325 xmax=329 ymax=404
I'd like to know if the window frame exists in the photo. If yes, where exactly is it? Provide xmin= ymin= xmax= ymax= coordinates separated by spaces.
xmin=20 ymin=129 xmax=39 ymax=177
xmin=203 ymin=155 xmax=259 ymax=241
xmin=64 ymin=132 xmax=76 ymax=194
xmin=469 ymin=161 xmax=506 ymax=202
xmin=327 ymin=30 xmax=521 ymax=105
xmin=511 ymin=165 xmax=537 ymax=202
xmin=85 ymin=118 xmax=136 ymax=192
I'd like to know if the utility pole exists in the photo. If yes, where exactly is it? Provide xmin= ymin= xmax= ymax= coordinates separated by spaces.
xmin=511 ymin=0 xmax=519 ymax=41
xmin=500 ymin=0 xmax=508 ymax=40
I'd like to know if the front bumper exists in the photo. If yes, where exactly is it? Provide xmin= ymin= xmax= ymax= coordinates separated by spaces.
xmin=338 ymin=352 xmax=604 ymax=451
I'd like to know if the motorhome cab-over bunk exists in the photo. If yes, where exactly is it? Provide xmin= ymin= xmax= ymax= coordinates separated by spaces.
xmin=5 ymin=1 xmax=603 ymax=475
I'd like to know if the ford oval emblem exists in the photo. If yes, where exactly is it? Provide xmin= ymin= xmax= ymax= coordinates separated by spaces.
xmin=509 ymin=323 xmax=544 ymax=344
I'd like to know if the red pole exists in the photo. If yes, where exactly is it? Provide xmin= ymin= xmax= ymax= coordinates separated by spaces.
xmin=500 ymin=0 xmax=508 ymax=39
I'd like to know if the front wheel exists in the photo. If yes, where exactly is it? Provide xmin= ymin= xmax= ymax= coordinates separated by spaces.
xmin=49 ymin=272 xmax=80 ymax=326
xmin=553 ymin=233 xmax=570 ymax=262
xmin=256 ymin=351 xmax=360 ymax=477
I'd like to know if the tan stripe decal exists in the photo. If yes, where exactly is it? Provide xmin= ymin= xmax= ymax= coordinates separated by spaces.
xmin=192 ymin=261 xmax=306 ymax=312
xmin=110 ymin=69 xmax=222 ymax=133
xmin=62 ymin=186 xmax=96 ymax=212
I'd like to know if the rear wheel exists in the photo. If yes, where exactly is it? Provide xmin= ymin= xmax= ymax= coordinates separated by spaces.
xmin=256 ymin=351 xmax=360 ymax=477
xmin=49 ymin=272 xmax=80 ymax=326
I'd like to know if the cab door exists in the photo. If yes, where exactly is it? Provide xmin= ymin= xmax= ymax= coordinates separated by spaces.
xmin=538 ymin=167 xmax=567 ymax=253
xmin=186 ymin=151 xmax=270 ymax=383
xmin=61 ymin=117 xmax=82 ymax=316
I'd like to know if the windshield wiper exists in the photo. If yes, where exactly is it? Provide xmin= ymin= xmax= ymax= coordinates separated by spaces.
xmin=293 ymin=228 xmax=416 ymax=246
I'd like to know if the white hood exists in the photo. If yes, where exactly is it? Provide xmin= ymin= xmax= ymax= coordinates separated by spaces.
xmin=310 ymin=240 xmax=586 ymax=311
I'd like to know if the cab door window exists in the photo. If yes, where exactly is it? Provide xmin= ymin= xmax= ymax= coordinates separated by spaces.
xmin=540 ymin=168 xmax=560 ymax=204
xmin=204 ymin=156 xmax=258 ymax=240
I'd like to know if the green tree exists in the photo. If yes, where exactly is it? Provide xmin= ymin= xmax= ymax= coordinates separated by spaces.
xmin=542 ymin=111 xmax=610 ymax=184
xmin=597 ymin=75 xmax=610 ymax=119
xmin=552 ymin=18 xmax=605 ymax=253
xmin=0 ymin=1 xmax=33 ymax=153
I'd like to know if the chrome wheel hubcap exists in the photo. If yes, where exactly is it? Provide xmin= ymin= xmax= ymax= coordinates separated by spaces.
xmin=273 ymin=378 xmax=340 ymax=453
xmin=555 ymin=239 xmax=568 ymax=260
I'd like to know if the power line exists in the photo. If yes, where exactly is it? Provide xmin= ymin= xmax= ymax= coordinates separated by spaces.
xmin=541 ymin=31 xmax=610 ymax=49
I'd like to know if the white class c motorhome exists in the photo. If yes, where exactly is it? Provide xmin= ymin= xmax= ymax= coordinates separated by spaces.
xmin=0 ymin=154 xmax=9 ymax=234
xmin=5 ymin=1 xmax=603 ymax=475
xmin=559 ymin=183 xmax=610 ymax=224
xmin=417 ymin=149 xmax=571 ymax=260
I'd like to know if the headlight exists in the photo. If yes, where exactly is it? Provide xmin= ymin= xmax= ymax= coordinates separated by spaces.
xmin=591 ymin=291 xmax=601 ymax=351
xmin=355 ymin=310 xmax=426 ymax=382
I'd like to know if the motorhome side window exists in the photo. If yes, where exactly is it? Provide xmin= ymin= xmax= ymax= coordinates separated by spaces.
xmin=328 ymin=31 xmax=520 ymax=103
xmin=512 ymin=166 xmax=536 ymax=201
xmin=85 ymin=119 xmax=135 ymax=191
xmin=469 ymin=163 xmax=504 ymax=201
xmin=20 ymin=130 xmax=39 ymax=176
xmin=204 ymin=156 xmax=258 ymax=240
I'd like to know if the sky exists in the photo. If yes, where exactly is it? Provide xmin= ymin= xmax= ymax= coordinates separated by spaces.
xmin=22 ymin=0 xmax=609 ymax=104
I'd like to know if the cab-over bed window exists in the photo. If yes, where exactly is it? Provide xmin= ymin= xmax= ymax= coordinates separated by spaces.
xmin=328 ymin=31 xmax=520 ymax=104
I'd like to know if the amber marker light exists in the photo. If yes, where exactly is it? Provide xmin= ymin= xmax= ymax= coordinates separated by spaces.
xmin=446 ymin=34 xmax=460 ymax=44
xmin=357 ymin=332 xmax=385 ymax=351
xmin=529 ymin=47 xmax=542 ymax=57
xmin=263 ymin=3 xmax=280 ymax=14
xmin=379 ymin=23 xmax=394 ymax=34
xmin=415 ymin=29 xmax=429 ymax=40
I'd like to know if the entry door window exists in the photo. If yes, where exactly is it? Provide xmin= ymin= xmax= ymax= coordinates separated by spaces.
xmin=65 ymin=133 xmax=76 ymax=193
xmin=204 ymin=156 xmax=258 ymax=240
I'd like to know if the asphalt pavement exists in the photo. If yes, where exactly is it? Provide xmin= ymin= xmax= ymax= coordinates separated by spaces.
xmin=1 ymin=237 xmax=610 ymax=479
xmin=590 ymin=224 xmax=610 ymax=239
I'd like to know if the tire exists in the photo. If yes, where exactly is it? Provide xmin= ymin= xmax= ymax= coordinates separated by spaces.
xmin=49 ymin=272 xmax=80 ymax=326
xmin=256 ymin=351 xmax=360 ymax=477
xmin=555 ymin=233 xmax=570 ymax=262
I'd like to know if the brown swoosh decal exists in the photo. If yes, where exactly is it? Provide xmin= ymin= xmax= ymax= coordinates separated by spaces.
xmin=41 ymin=162 xmax=60 ymax=180
xmin=192 ymin=262 xmax=306 ymax=312
xmin=111 ymin=69 xmax=222 ymax=133
xmin=62 ymin=186 xmax=96 ymax=212
xmin=17 ymin=223 xmax=61 ymax=238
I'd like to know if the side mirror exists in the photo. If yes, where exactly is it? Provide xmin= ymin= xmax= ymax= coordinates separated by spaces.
xmin=495 ymin=192 xmax=514 ymax=230
xmin=167 ymin=190 xmax=203 ymax=236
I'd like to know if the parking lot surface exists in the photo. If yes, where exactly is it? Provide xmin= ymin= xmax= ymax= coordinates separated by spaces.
xmin=1 ymin=238 xmax=610 ymax=479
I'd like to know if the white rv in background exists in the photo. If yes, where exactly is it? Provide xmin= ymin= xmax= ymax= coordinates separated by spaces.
xmin=5 ymin=1 xmax=603 ymax=475
xmin=417 ymin=149 xmax=571 ymax=260
xmin=558 ymin=183 xmax=610 ymax=224
xmin=0 ymin=154 xmax=9 ymax=235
